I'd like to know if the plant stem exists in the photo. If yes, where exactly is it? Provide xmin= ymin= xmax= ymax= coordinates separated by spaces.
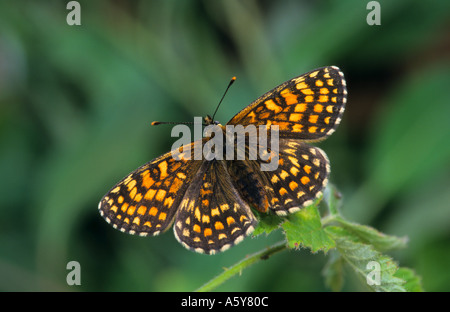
xmin=195 ymin=240 xmax=287 ymax=292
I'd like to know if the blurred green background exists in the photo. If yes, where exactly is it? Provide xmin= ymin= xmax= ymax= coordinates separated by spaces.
xmin=0 ymin=0 xmax=449 ymax=292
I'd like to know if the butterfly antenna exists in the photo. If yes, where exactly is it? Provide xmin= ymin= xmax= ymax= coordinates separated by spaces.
xmin=212 ymin=76 xmax=236 ymax=121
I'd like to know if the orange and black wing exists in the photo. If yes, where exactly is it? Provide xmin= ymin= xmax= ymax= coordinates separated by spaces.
xmin=227 ymin=66 xmax=347 ymax=142
xmin=173 ymin=159 xmax=258 ymax=254
xmin=98 ymin=141 xmax=203 ymax=236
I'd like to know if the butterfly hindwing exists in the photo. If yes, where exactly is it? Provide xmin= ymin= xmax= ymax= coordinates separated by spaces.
xmin=173 ymin=159 xmax=258 ymax=254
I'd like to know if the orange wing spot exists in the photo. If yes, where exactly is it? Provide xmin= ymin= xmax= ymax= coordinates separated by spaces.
xmin=193 ymin=224 xmax=201 ymax=233
xmin=279 ymin=187 xmax=288 ymax=196
xmin=137 ymin=206 xmax=147 ymax=215
xmin=226 ymin=216 xmax=235 ymax=226
xmin=301 ymin=176 xmax=310 ymax=185
xmin=117 ymin=196 xmax=124 ymax=204
xmin=294 ymin=103 xmax=307 ymax=112
xmin=309 ymin=71 xmax=319 ymax=78
xmin=169 ymin=177 xmax=182 ymax=193
xmin=255 ymin=106 xmax=264 ymax=113
xmin=324 ymin=117 xmax=331 ymax=124
xmin=292 ymin=124 xmax=304 ymax=132
xmin=326 ymin=105 xmax=334 ymax=113
xmin=176 ymin=172 xmax=186 ymax=180
xmin=143 ymin=221 xmax=151 ymax=228
xmin=290 ymin=166 xmax=300 ymax=176
xmin=215 ymin=221 xmax=224 ymax=230
xmin=211 ymin=208 xmax=220 ymax=217
xmin=271 ymin=197 xmax=279 ymax=205
xmin=320 ymin=88 xmax=329 ymax=95
xmin=200 ymin=188 xmax=213 ymax=196
xmin=202 ymin=199 xmax=209 ymax=207
xmin=185 ymin=216 xmax=191 ymax=225
xmin=271 ymin=175 xmax=279 ymax=184
xmin=275 ymin=113 xmax=288 ymax=121
xmin=265 ymin=99 xmax=283 ymax=113
xmin=315 ymin=171 xmax=320 ymax=179
xmin=132 ymin=217 xmax=140 ymax=225
xmin=280 ymin=170 xmax=289 ymax=180
xmin=301 ymin=88 xmax=314 ymax=95
xmin=333 ymin=88 xmax=338 ymax=94
xmin=123 ymin=217 xmax=130 ymax=224
xmin=314 ymin=104 xmax=323 ymax=113
xmin=107 ymin=198 xmax=114 ymax=206
xmin=202 ymin=214 xmax=210 ymax=223
xmin=308 ymin=126 xmax=318 ymax=133
xmin=278 ymin=158 xmax=284 ymax=166
xmin=288 ymin=156 xmax=300 ymax=167
xmin=164 ymin=196 xmax=174 ymax=207
xmin=220 ymin=204 xmax=229 ymax=212
xmin=111 ymin=186 xmax=120 ymax=193
xmin=126 ymin=179 xmax=137 ymax=191
xmin=296 ymin=81 xmax=308 ymax=89
xmin=289 ymin=113 xmax=303 ymax=122
xmin=331 ymin=97 xmax=337 ymax=103
xmin=110 ymin=205 xmax=118 ymax=213
xmin=312 ymin=158 xmax=321 ymax=167
xmin=319 ymin=95 xmax=329 ymax=103
xmin=121 ymin=203 xmax=129 ymax=213
xmin=259 ymin=111 xmax=271 ymax=119
xmin=305 ymin=95 xmax=314 ymax=102
xmin=155 ymin=189 xmax=166 ymax=202
xmin=142 ymin=174 xmax=155 ymax=189
xmin=169 ymin=162 xmax=181 ymax=173
xmin=315 ymin=80 xmax=324 ymax=87
xmin=309 ymin=115 xmax=319 ymax=123
xmin=144 ymin=189 xmax=156 ymax=200
xmin=129 ymin=187 xmax=137 ymax=199
xmin=204 ymin=228 xmax=212 ymax=237
xmin=327 ymin=79 xmax=335 ymax=86
xmin=240 ymin=215 xmax=248 ymax=223
xmin=193 ymin=207 xmax=201 ymax=221
xmin=182 ymin=228 xmax=190 ymax=237
xmin=324 ymin=73 xmax=331 ymax=78
xmin=304 ymin=165 xmax=312 ymax=174
xmin=285 ymin=95 xmax=298 ymax=105
xmin=149 ymin=207 xmax=158 ymax=216
xmin=289 ymin=181 xmax=299 ymax=191
xmin=158 ymin=161 xmax=169 ymax=179
xmin=218 ymin=233 xmax=227 ymax=240
xmin=116 ymin=214 xmax=122 ymax=220
xmin=158 ymin=212 xmax=167 ymax=221
xmin=246 ymin=111 xmax=257 ymax=123
xmin=134 ymin=193 xmax=143 ymax=202
xmin=270 ymin=121 xmax=289 ymax=131
xmin=127 ymin=205 xmax=136 ymax=215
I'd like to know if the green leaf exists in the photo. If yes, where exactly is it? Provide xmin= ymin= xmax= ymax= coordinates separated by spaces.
xmin=394 ymin=267 xmax=424 ymax=292
xmin=322 ymin=251 xmax=344 ymax=292
xmin=282 ymin=204 xmax=335 ymax=253
xmin=252 ymin=210 xmax=284 ymax=237
xmin=332 ymin=217 xmax=408 ymax=252
xmin=325 ymin=226 xmax=406 ymax=292
xmin=322 ymin=183 xmax=343 ymax=216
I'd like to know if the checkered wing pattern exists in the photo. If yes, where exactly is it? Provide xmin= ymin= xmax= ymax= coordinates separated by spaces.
xmin=98 ymin=141 xmax=203 ymax=236
xmin=173 ymin=159 xmax=257 ymax=254
xmin=227 ymin=66 xmax=347 ymax=141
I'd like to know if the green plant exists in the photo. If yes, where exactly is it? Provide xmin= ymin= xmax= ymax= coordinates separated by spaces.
xmin=196 ymin=184 xmax=423 ymax=292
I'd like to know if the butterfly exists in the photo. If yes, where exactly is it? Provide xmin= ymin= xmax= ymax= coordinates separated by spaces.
xmin=98 ymin=66 xmax=347 ymax=254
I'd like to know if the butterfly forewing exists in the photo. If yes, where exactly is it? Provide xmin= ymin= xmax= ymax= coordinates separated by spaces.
xmin=98 ymin=140 xmax=203 ymax=236
xmin=227 ymin=66 xmax=347 ymax=142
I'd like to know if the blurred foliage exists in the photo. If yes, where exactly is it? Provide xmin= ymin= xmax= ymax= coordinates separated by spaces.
xmin=0 ymin=0 xmax=449 ymax=291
